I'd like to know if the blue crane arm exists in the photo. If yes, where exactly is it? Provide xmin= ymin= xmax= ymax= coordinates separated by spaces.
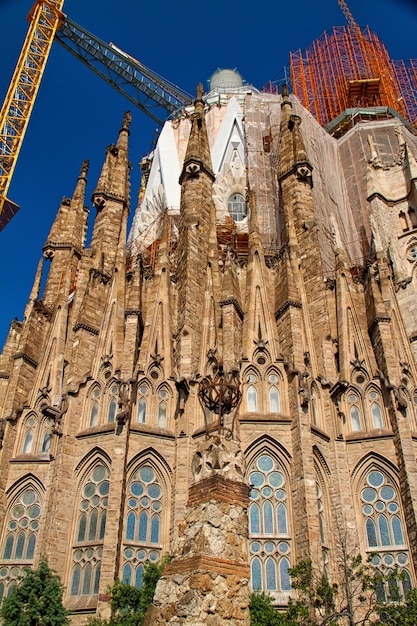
xmin=55 ymin=17 xmax=193 ymax=125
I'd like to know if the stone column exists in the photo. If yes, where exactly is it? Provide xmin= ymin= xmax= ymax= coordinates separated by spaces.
xmin=144 ymin=433 xmax=251 ymax=625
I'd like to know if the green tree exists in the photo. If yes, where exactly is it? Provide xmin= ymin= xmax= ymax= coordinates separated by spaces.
xmin=89 ymin=557 xmax=168 ymax=626
xmin=378 ymin=587 xmax=417 ymax=625
xmin=0 ymin=555 xmax=69 ymax=626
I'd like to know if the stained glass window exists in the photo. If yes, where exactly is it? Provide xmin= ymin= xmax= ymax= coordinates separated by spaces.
xmin=248 ymin=454 xmax=291 ymax=593
xmin=361 ymin=469 xmax=412 ymax=598
xmin=0 ymin=487 xmax=41 ymax=598
xmin=123 ymin=466 xmax=164 ymax=588
xmin=70 ymin=464 xmax=109 ymax=596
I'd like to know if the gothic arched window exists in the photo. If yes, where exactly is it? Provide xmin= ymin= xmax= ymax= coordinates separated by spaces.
xmin=268 ymin=374 xmax=280 ymax=413
xmin=361 ymin=468 xmax=412 ymax=599
xmin=157 ymin=389 xmax=169 ymax=428
xmin=137 ymin=384 xmax=149 ymax=424
xmin=370 ymin=392 xmax=383 ymax=429
xmin=348 ymin=393 xmax=362 ymax=431
xmin=107 ymin=384 xmax=118 ymax=423
xmin=123 ymin=465 xmax=164 ymax=587
xmin=89 ymin=387 xmax=101 ymax=427
xmin=247 ymin=374 xmax=258 ymax=412
xmin=70 ymin=463 xmax=109 ymax=597
xmin=0 ymin=486 xmax=42 ymax=601
xmin=248 ymin=453 xmax=291 ymax=594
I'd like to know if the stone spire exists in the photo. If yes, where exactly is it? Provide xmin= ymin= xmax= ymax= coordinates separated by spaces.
xmin=44 ymin=159 xmax=89 ymax=256
xmin=176 ymin=86 xmax=218 ymax=380
xmin=179 ymin=84 xmax=214 ymax=186
xmin=42 ymin=161 xmax=89 ymax=307
xmin=90 ymin=112 xmax=131 ymax=276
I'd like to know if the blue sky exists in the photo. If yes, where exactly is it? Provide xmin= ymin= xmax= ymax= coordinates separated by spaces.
xmin=0 ymin=0 xmax=416 ymax=348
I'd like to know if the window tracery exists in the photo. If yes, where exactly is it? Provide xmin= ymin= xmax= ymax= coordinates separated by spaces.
xmin=248 ymin=453 xmax=291 ymax=594
xmin=0 ymin=485 xmax=42 ymax=601
xmin=89 ymin=387 xmax=101 ymax=427
xmin=20 ymin=415 xmax=52 ymax=456
xmin=107 ymin=384 xmax=118 ymax=424
xmin=70 ymin=463 xmax=109 ymax=597
xmin=360 ymin=468 xmax=412 ymax=600
xmin=345 ymin=385 xmax=386 ymax=433
xmin=137 ymin=384 xmax=149 ymax=424
xmin=122 ymin=465 xmax=164 ymax=588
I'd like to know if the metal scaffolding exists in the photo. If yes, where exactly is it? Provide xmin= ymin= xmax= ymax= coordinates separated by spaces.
xmin=289 ymin=25 xmax=417 ymax=128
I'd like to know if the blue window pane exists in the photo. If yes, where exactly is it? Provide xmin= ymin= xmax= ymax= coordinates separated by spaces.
xmin=251 ymin=557 xmax=262 ymax=591
xmin=378 ymin=515 xmax=390 ymax=546
xmin=138 ymin=511 xmax=148 ymax=542
xmin=88 ymin=510 xmax=98 ymax=541
xmin=319 ymin=513 xmax=326 ymax=543
xmin=280 ymin=558 xmax=291 ymax=591
xmin=137 ymin=398 xmax=147 ymax=424
xmin=263 ymin=501 xmax=274 ymax=534
xmin=402 ymin=569 xmax=412 ymax=596
xmin=391 ymin=516 xmax=404 ymax=545
xmin=126 ymin=512 xmax=136 ymax=540
xmin=250 ymin=504 xmax=260 ymax=535
xmin=371 ymin=403 xmax=383 ymax=429
xmin=26 ymin=533 xmax=36 ymax=560
xmin=99 ymin=511 xmax=106 ymax=540
xmin=0 ymin=582 xmax=4 ymax=603
xmin=151 ymin=515 xmax=160 ymax=544
xmin=41 ymin=432 xmax=52 ymax=453
xmin=3 ymin=534 xmax=14 ymax=559
xmin=350 ymin=406 xmax=361 ymax=431
xmin=375 ymin=577 xmax=386 ymax=603
xmin=90 ymin=402 xmax=99 ymax=427
xmin=265 ymin=557 xmax=277 ymax=591
xmin=77 ymin=513 xmax=86 ymax=542
xmin=366 ymin=518 xmax=377 ymax=547
xmin=269 ymin=387 xmax=280 ymax=413
xmin=71 ymin=566 xmax=81 ymax=596
xmin=247 ymin=386 xmax=258 ymax=412
xmin=15 ymin=532 xmax=25 ymax=559
xmin=82 ymin=563 xmax=92 ymax=595
xmin=158 ymin=401 xmax=167 ymax=428
xmin=23 ymin=430 xmax=33 ymax=454
xmin=277 ymin=503 xmax=288 ymax=534
xmin=93 ymin=563 xmax=101 ymax=595
xmin=135 ymin=564 xmax=144 ymax=589
xmin=108 ymin=398 xmax=117 ymax=423
xmin=122 ymin=563 xmax=132 ymax=585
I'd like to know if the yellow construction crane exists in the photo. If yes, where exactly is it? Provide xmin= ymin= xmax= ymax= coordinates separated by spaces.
xmin=0 ymin=0 xmax=65 ymax=231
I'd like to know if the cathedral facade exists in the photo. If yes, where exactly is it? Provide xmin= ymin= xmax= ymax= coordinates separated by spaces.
xmin=1 ymin=71 xmax=417 ymax=621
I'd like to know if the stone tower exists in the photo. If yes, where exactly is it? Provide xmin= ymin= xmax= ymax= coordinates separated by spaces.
xmin=1 ymin=71 xmax=417 ymax=622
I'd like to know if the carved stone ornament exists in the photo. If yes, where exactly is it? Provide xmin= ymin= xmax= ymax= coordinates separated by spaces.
xmin=298 ymin=370 xmax=311 ymax=407
xmin=191 ymin=434 xmax=246 ymax=483
xmin=116 ymin=381 xmax=131 ymax=427
xmin=185 ymin=161 xmax=201 ymax=177
xmin=41 ymin=393 xmax=69 ymax=436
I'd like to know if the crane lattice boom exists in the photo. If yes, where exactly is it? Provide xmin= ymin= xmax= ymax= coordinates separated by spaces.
xmin=337 ymin=0 xmax=361 ymax=33
xmin=55 ymin=17 xmax=193 ymax=126
xmin=0 ymin=0 xmax=65 ymax=230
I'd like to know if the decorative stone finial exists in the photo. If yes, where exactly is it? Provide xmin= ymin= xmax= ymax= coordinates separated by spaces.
xmin=196 ymin=83 xmax=204 ymax=102
xmin=122 ymin=111 xmax=132 ymax=131
xmin=281 ymin=82 xmax=289 ymax=98
xmin=80 ymin=159 xmax=89 ymax=177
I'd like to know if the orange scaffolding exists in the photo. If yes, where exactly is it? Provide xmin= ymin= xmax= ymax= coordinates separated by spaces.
xmin=289 ymin=25 xmax=416 ymax=128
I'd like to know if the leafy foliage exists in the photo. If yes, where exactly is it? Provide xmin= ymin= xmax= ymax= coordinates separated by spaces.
xmin=378 ymin=588 xmax=417 ymax=625
xmin=89 ymin=556 xmax=169 ymax=626
xmin=249 ymin=555 xmax=413 ymax=626
xmin=249 ymin=591 xmax=288 ymax=626
xmin=0 ymin=555 xmax=69 ymax=626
